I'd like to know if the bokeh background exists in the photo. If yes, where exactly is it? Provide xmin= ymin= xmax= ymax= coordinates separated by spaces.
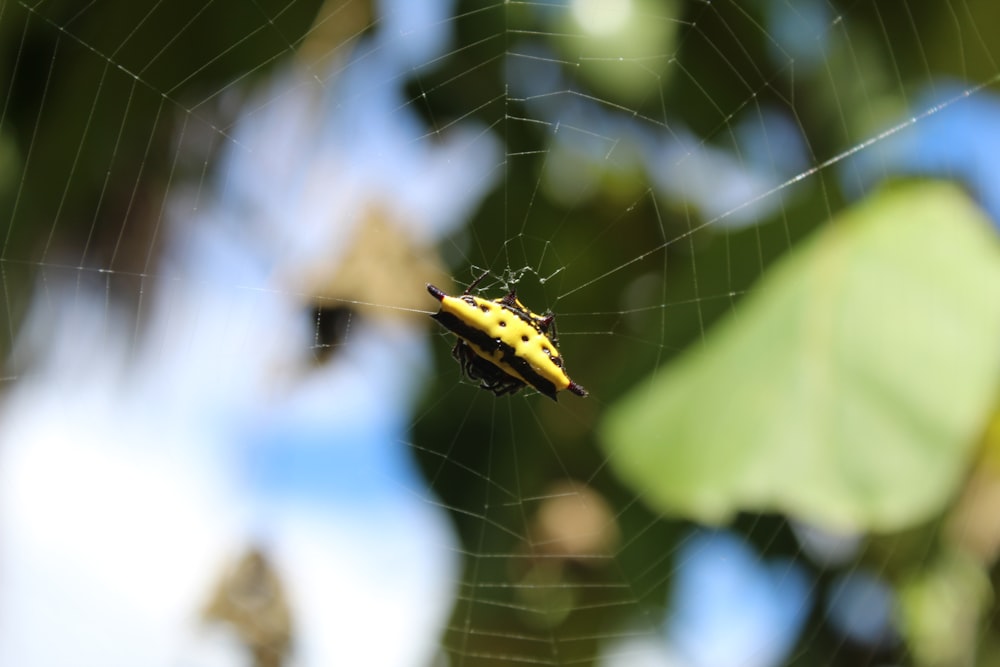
xmin=1 ymin=0 xmax=999 ymax=666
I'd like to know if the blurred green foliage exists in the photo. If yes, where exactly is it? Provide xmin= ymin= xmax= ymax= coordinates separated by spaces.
xmin=0 ymin=0 xmax=325 ymax=347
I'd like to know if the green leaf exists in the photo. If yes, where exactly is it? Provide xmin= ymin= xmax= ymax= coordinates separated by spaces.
xmin=898 ymin=549 xmax=992 ymax=666
xmin=599 ymin=182 xmax=1000 ymax=532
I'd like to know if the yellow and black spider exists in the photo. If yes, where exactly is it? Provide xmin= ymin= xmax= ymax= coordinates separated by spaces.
xmin=427 ymin=272 xmax=587 ymax=400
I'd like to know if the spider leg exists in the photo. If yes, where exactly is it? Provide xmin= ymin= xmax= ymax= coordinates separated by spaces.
xmin=453 ymin=341 xmax=479 ymax=382
xmin=485 ymin=376 xmax=524 ymax=396
xmin=463 ymin=270 xmax=491 ymax=295
xmin=501 ymin=380 xmax=526 ymax=395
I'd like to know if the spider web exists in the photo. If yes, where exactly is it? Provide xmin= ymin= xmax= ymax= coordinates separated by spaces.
xmin=1 ymin=1 xmax=999 ymax=666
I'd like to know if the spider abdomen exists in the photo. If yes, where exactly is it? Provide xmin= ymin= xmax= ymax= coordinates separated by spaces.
xmin=427 ymin=279 xmax=587 ymax=400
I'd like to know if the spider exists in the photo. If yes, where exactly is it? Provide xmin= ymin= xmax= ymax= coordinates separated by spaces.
xmin=427 ymin=272 xmax=587 ymax=400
